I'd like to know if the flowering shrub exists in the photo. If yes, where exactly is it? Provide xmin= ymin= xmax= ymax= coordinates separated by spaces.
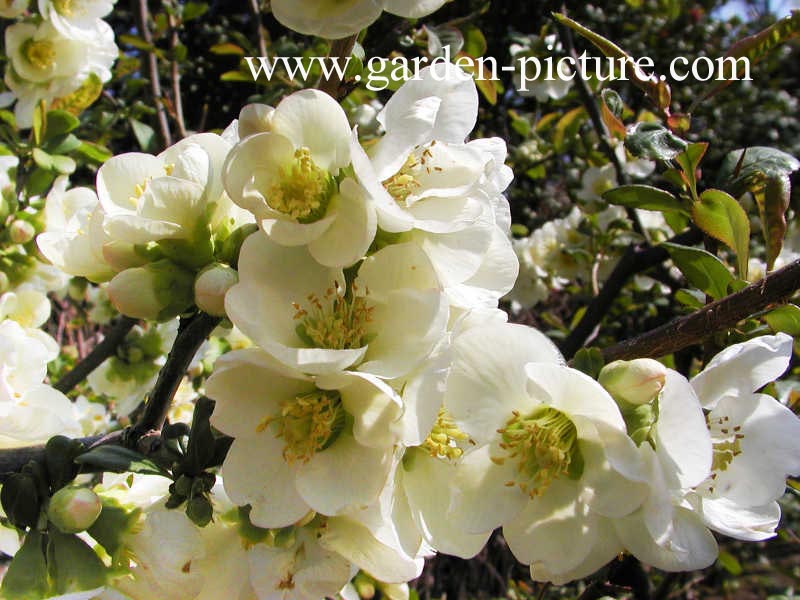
xmin=0 ymin=2 xmax=798 ymax=599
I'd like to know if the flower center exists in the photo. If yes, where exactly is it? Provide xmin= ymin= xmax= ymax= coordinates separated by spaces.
xmin=707 ymin=413 xmax=743 ymax=474
xmin=422 ymin=407 xmax=472 ymax=460
xmin=493 ymin=406 xmax=583 ymax=497
xmin=256 ymin=390 xmax=344 ymax=465
xmin=382 ymin=143 xmax=441 ymax=206
xmin=267 ymin=147 xmax=335 ymax=223
xmin=22 ymin=39 xmax=56 ymax=71
xmin=292 ymin=283 xmax=374 ymax=350
xmin=127 ymin=164 xmax=174 ymax=208
xmin=53 ymin=0 xmax=75 ymax=16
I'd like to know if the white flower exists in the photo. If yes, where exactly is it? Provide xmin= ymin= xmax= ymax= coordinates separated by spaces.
xmin=440 ymin=322 xmax=645 ymax=581
xmin=270 ymin=0 xmax=446 ymax=39
xmin=612 ymin=370 xmax=717 ymax=572
xmin=38 ymin=0 xmax=116 ymax=40
xmin=224 ymin=92 xmax=375 ymax=268
xmin=208 ymin=348 xmax=401 ymax=526
xmin=689 ymin=333 xmax=800 ymax=541
xmin=576 ymin=164 xmax=618 ymax=203
xmin=38 ymin=176 xmax=118 ymax=283
xmin=510 ymin=35 xmax=574 ymax=103
xmin=97 ymin=133 xmax=245 ymax=261
xmin=351 ymin=63 xmax=518 ymax=308
xmin=226 ymin=232 xmax=448 ymax=378
xmin=0 ymin=319 xmax=82 ymax=447
xmin=0 ymin=285 xmax=51 ymax=328
xmin=4 ymin=19 xmax=117 ymax=128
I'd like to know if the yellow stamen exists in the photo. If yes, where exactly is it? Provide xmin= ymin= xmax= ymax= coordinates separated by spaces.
xmin=422 ymin=407 xmax=471 ymax=460
xmin=266 ymin=147 xmax=335 ymax=222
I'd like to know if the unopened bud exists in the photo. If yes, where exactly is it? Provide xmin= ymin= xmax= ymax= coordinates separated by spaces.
xmin=599 ymin=359 xmax=667 ymax=406
xmin=47 ymin=487 xmax=102 ymax=534
xmin=194 ymin=263 xmax=238 ymax=317
xmin=9 ymin=220 xmax=35 ymax=244
xmin=108 ymin=260 xmax=194 ymax=321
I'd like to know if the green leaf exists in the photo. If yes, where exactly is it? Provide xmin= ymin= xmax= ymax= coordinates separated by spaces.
xmin=552 ymin=12 xmax=671 ymax=111
xmin=119 ymin=34 xmax=158 ymax=53
xmin=44 ymin=133 xmax=82 ymax=155
xmin=603 ymin=184 xmax=687 ymax=213
xmin=674 ymin=288 xmax=705 ymax=309
xmin=44 ymin=436 xmax=84 ymax=491
xmin=0 ymin=532 xmax=50 ymax=600
xmin=44 ymin=110 xmax=80 ymax=140
xmin=717 ymin=147 xmax=799 ymax=270
xmin=129 ymin=118 xmax=156 ymax=152
xmin=32 ymin=101 xmax=45 ymax=145
xmin=209 ymin=42 xmax=245 ymax=56
xmin=50 ymin=73 xmax=104 ymax=116
xmin=661 ymin=242 xmax=735 ymax=300
xmin=74 ymin=141 xmax=113 ymax=164
xmin=182 ymin=1 xmax=209 ymax=21
xmin=572 ymin=348 xmax=604 ymax=379
xmin=47 ymin=529 xmax=108 ymax=594
xmin=625 ymin=122 xmax=687 ymax=161
xmin=0 ymin=473 xmax=41 ymax=530
xmin=717 ymin=549 xmax=743 ymax=576
xmin=553 ymin=106 xmax=585 ymax=152
xmin=764 ymin=304 xmax=800 ymax=336
xmin=220 ymin=69 xmax=257 ymax=83
xmin=75 ymin=445 xmax=169 ymax=477
xmin=692 ymin=189 xmax=750 ymax=277
xmin=695 ymin=11 xmax=800 ymax=107
xmin=51 ymin=155 xmax=77 ymax=175
xmin=675 ymin=142 xmax=708 ymax=200
xmin=32 ymin=147 xmax=54 ymax=170
xmin=461 ymin=24 xmax=487 ymax=58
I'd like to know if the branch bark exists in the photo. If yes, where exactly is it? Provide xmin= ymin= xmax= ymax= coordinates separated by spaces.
xmin=128 ymin=312 xmax=220 ymax=444
xmin=134 ymin=0 xmax=172 ymax=147
xmin=53 ymin=316 xmax=138 ymax=394
xmin=561 ymin=227 xmax=703 ymax=359
xmin=318 ymin=35 xmax=357 ymax=99
xmin=601 ymin=257 xmax=800 ymax=362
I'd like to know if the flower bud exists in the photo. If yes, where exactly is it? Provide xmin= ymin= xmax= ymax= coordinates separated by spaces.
xmin=108 ymin=260 xmax=195 ymax=321
xmin=598 ymin=358 xmax=667 ymax=406
xmin=47 ymin=487 xmax=102 ymax=534
xmin=194 ymin=263 xmax=238 ymax=317
xmin=9 ymin=219 xmax=35 ymax=244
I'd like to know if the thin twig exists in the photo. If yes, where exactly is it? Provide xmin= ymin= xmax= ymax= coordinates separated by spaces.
xmin=601 ymin=257 xmax=800 ymax=362
xmin=133 ymin=0 xmax=172 ymax=147
xmin=168 ymin=10 xmax=188 ymax=139
xmin=248 ymin=0 xmax=268 ymax=57
xmin=318 ymin=35 xmax=358 ymax=99
xmin=556 ymin=15 xmax=643 ymax=237
xmin=560 ymin=227 xmax=703 ymax=359
xmin=54 ymin=316 xmax=138 ymax=394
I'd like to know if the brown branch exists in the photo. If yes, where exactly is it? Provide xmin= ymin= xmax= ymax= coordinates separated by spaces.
xmin=0 ymin=431 xmax=123 ymax=484
xmin=318 ymin=35 xmax=357 ymax=100
xmin=601 ymin=257 xmax=800 ymax=362
xmin=248 ymin=0 xmax=268 ymax=58
xmin=133 ymin=0 xmax=172 ymax=148
xmin=53 ymin=316 xmax=138 ymax=394
xmin=168 ymin=11 xmax=188 ymax=139
xmin=560 ymin=227 xmax=703 ymax=359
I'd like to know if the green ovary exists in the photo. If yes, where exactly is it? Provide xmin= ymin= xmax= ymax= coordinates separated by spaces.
xmin=267 ymin=147 xmax=335 ymax=223
xmin=493 ymin=406 xmax=583 ymax=497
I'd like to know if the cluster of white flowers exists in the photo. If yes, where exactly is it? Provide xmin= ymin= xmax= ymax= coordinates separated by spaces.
xmin=1 ymin=0 xmax=118 ymax=128
xmin=37 ymin=130 xmax=255 ymax=321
